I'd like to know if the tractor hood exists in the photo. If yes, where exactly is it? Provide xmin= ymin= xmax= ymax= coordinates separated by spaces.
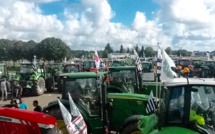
xmin=108 ymin=93 xmax=149 ymax=101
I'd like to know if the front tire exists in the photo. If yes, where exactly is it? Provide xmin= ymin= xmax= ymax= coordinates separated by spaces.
xmin=121 ymin=121 xmax=142 ymax=134
xmin=32 ymin=77 xmax=45 ymax=96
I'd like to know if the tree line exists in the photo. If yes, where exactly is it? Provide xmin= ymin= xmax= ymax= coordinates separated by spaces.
xmin=0 ymin=37 xmax=192 ymax=62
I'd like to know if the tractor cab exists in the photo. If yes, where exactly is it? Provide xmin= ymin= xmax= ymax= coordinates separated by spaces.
xmin=142 ymin=61 xmax=154 ymax=73
xmin=204 ymin=61 xmax=215 ymax=78
xmin=138 ymin=78 xmax=215 ymax=134
xmin=43 ymin=71 xmax=150 ymax=134
xmin=63 ymin=63 xmax=81 ymax=73
xmin=108 ymin=66 xmax=141 ymax=93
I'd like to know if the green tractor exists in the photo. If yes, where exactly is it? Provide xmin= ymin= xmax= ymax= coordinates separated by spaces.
xmin=43 ymin=72 xmax=150 ymax=134
xmin=138 ymin=78 xmax=215 ymax=134
xmin=46 ymin=63 xmax=63 ymax=92
xmin=15 ymin=62 xmax=46 ymax=95
xmin=108 ymin=66 xmax=157 ymax=95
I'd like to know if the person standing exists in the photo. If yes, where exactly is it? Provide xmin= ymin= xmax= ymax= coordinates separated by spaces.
xmin=33 ymin=100 xmax=42 ymax=112
xmin=13 ymin=81 xmax=23 ymax=99
xmin=1 ymin=78 xmax=7 ymax=101
xmin=19 ymin=98 xmax=28 ymax=110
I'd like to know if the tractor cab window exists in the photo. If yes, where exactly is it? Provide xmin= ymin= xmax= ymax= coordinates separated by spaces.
xmin=168 ymin=86 xmax=185 ymax=124
xmin=142 ymin=63 xmax=150 ymax=70
xmin=64 ymin=65 xmax=79 ymax=73
xmin=64 ymin=78 xmax=99 ymax=116
xmin=109 ymin=70 xmax=136 ymax=93
xmin=20 ymin=64 xmax=33 ymax=73
xmin=205 ymin=62 xmax=214 ymax=66
xmin=0 ymin=65 xmax=5 ymax=77
xmin=83 ymin=61 xmax=95 ymax=68
xmin=190 ymin=86 xmax=215 ymax=127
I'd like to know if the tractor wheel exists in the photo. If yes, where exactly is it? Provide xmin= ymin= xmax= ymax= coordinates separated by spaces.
xmin=32 ymin=77 xmax=45 ymax=96
xmin=121 ymin=121 xmax=143 ymax=134
xmin=46 ymin=78 xmax=55 ymax=92
xmin=57 ymin=78 xmax=63 ymax=92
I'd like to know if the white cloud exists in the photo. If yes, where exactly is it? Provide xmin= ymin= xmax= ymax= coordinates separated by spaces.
xmin=0 ymin=0 xmax=169 ymax=51
xmin=154 ymin=0 xmax=215 ymax=51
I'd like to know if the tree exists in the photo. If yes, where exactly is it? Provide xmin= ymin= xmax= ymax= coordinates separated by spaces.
xmin=104 ymin=43 xmax=114 ymax=53
xmin=8 ymin=41 xmax=26 ymax=61
xmin=165 ymin=47 xmax=172 ymax=55
xmin=23 ymin=40 xmax=38 ymax=61
xmin=120 ymin=45 xmax=124 ymax=53
xmin=0 ymin=39 xmax=16 ymax=61
xmin=127 ymin=48 xmax=130 ymax=53
xmin=37 ymin=37 xmax=71 ymax=61
xmin=139 ymin=46 xmax=145 ymax=57
xmin=144 ymin=47 xmax=155 ymax=57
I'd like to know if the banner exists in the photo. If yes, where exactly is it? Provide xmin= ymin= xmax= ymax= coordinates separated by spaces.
xmin=58 ymin=99 xmax=75 ymax=134
xmin=68 ymin=93 xmax=87 ymax=134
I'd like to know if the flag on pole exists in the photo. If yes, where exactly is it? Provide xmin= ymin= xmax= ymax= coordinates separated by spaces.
xmin=134 ymin=49 xmax=142 ymax=71
xmin=68 ymin=93 xmax=87 ymax=134
xmin=146 ymin=91 xmax=157 ymax=114
xmin=95 ymin=50 xmax=100 ymax=69
xmin=160 ymin=49 xmax=177 ymax=81
xmin=58 ymin=100 xmax=76 ymax=133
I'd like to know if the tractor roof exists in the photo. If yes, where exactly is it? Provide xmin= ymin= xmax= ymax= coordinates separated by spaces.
xmin=164 ymin=78 xmax=215 ymax=87
xmin=60 ymin=72 xmax=108 ymax=79
xmin=109 ymin=66 xmax=135 ymax=70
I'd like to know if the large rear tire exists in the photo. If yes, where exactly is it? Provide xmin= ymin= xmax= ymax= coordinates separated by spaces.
xmin=46 ymin=78 xmax=55 ymax=92
xmin=121 ymin=121 xmax=142 ymax=134
xmin=32 ymin=77 xmax=45 ymax=96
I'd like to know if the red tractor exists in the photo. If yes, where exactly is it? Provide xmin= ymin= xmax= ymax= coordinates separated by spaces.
xmin=0 ymin=107 xmax=61 ymax=134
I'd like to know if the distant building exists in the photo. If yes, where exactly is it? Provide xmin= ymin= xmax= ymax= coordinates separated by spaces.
xmin=191 ymin=52 xmax=208 ymax=57
xmin=108 ymin=53 xmax=130 ymax=59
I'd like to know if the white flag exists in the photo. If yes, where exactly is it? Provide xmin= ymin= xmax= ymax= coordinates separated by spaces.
xmin=160 ymin=49 xmax=177 ymax=81
xmin=95 ymin=50 xmax=100 ymax=69
xmin=134 ymin=49 xmax=142 ymax=71
xmin=58 ymin=100 xmax=76 ymax=133
xmin=68 ymin=93 xmax=80 ymax=116
xmin=68 ymin=93 xmax=87 ymax=134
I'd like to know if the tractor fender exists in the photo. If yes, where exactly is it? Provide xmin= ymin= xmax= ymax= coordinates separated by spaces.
xmin=119 ymin=115 xmax=142 ymax=133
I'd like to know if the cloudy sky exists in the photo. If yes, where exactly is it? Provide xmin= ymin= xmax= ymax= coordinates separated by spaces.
xmin=0 ymin=0 xmax=215 ymax=51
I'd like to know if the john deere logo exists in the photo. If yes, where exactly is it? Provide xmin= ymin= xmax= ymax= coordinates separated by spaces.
xmin=163 ymin=60 xmax=174 ymax=78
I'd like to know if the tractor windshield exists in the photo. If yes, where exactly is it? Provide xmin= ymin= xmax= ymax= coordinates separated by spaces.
xmin=0 ymin=65 xmax=5 ymax=77
xmin=110 ymin=70 xmax=136 ymax=92
xmin=64 ymin=65 xmax=79 ymax=73
xmin=20 ymin=64 xmax=33 ymax=74
xmin=179 ymin=60 xmax=189 ymax=66
xmin=64 ymin=78 xmax=99 ymax=115
xmin=190 ymin=86 xmax=215 ymax=126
